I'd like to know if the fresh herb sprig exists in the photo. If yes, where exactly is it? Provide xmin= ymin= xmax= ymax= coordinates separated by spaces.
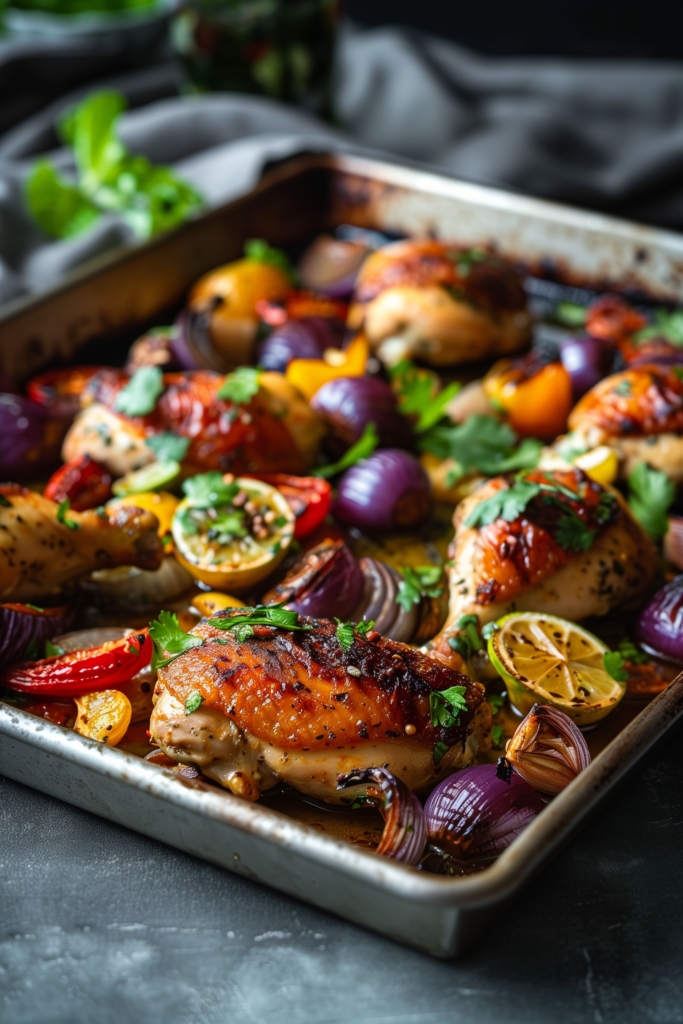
xmin=149 ymin=610 xmax=204 ymax=671
xmin=430 ymin=685 xmax=468 ymax=729
xmin=633 ymin=308 xmax=683 ymax=347
xmin=335 ymin=618 xmax=375 ymax=653
xmin=217 ymin=366 xmax=261 ymax=405
xmin=182 ymin=472 xmax=239 ymax=509
xmin=603 ymin=650 xmax=629 ymax=683
xmin=617 ymin=637 xmax=649 ymax=665
xmin=115 ymin=366 xmax=164 ymax=417
xmin=313 ymin=422 xmax=379 ymax=479
xmin=212 ymin=604 xmax=314 ymax=642
xmin=464 ymin=479 xmax=542 ymax=529
xmin=419 ymin=414 xmax=542 ymax=484
xmin=146 ymin=432 xmax=190 ymax=463
xmin=26 ymin=90 xmax=203 ymax=242
xmin=627 ymin=462 xmax=675 ymax=541
xmin=56 ymin=497 xmax=80 ymax=530
xmin=447 ymin=614 xmax=484 ymax=660
xmin=244 ymin=238 xmax=297 ymax=283
xmin=389 ymin=360 xmax=461 ymax=433
xmin=396 ymin=565 xmax=444 ymax=613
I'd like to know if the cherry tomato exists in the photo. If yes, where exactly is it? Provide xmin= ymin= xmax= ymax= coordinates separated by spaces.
xmin=3 ymin=632 xmax=152 ymax=697
xmin=245 ymin=474 xmax=332 ymax=538
xmin=27 ymin=366 xmax=101 ymax=418
xmin=44 ymin=454 xmax=113 ymax=511
xmin=484 ymin=353 xmax=573 ymax=439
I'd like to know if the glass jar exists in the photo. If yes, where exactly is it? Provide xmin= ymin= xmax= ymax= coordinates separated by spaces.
xmin=172 ymin=0 xmax=339 ymax=119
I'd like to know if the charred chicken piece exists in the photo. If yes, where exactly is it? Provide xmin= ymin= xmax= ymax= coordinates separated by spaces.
xmin=567 ymin=364 xmax=683 ymax=482
xmin=0 ymin=485 xmax=163 ymax=602
xmin=150 ymin=616 xmax=491 ymax=802
xmin=431 ymin=468 xmax=656 ymax=659
xmin=347 ymin=239 xmax=531 ymax=367
xmin=63 ymin=369 xmax=325 ymax=479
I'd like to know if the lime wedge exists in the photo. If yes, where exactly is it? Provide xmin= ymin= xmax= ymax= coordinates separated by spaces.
xmin=488 ymin=612 xmax=626 ymax=725
xmin=112 ymin=460 xmax=181 ymax=496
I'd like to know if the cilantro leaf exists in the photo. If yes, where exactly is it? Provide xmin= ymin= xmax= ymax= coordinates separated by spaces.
xmin=603 ymin=650 xmax=629 ymax=683
xmin=185 ymin=692 xmax=204 ymax=715
xmin=114 ymin=366 xmax=164 ymax=417
xmin=313 ymin=422 xmax=379 ymax=479
xmin=492 ymin=723 xmax=506 ymax=749
xmin=208 ymin=509 xmax=247 ymax=544
xmin=429 ymin=685 xmax=468 ymax=729
xmin=244 ymin=238 xmax=297 ymax=283
xmin=634 ymin=308 xmax=683 ymax=347
xmin=45 ymin=640 xmax=66 ymax=658
xmin=450 ymin=247 xmax=488 ymax=277
xmin=388 ymin=360 xmax=461 ymax=433
xmin=487 ymin=692 xmax=505 ymax=713
xmin=56 ymin=497 xmax=80 ymax=531
xmin=149 ymin=610 xmax=203 ymax=671
xmin=146 ymin=432 xmax=190 ymax=463
xmin=396 ymin=565 xmax=444 ymax=613
xmin=628 ymin=462 xmax=675 ymax=541
xmin=182 ymin=472 xmax=238 ymax=509
xmin=25 ymin=160 xmax=101 ymax=239
xmin=464 ymin=480 xmax=541 ymax=529
xmin=335 ymin=619 xmax=355 ymax=652
xmin=554 ymin=511 xmax=596 ymax=552
xmin=481 ymin=621 xmax=500 ymax=641
xmin=617 ymin=637 xmax=649 ymax=665
xmin=555 ymin=301 xmax=587 ymax=327
xmin=433 ymin=740 xmax=449 ymax=765
xmin=217 ymin=367 xmax=261 ymax=405
xmin=419 ymin=414 xmax=541 ymax=481
xmin=447 ymin=614 xmax=484 ymax=660
xmin=212 ymin=604 xmax=313 ymax=637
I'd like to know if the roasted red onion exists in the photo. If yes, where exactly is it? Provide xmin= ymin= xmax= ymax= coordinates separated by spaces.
xmin=0 ymin=393 xmax=69 ymax=479
xmin=354 ymin=557 xmax=417 ymax=643
xmin=298 ymin=235 xmax=368 ymax=298
xmin=262 ymin=539 xmax=365 ymax=621
xmin=635 ymin=574 xmax=683 ymax=663
xmin=337 ymin=766 xmax=426 ymax=865
xmin=504 ymin=704 xmax=591 ymax=795
xmin=334 ymin=450 xmax=431 ymax=532
xmin=310 ymin=376 xmax=413 ymax=451
xmin=559 ymin=336 xmax=615 ymax=400
xmin=0 ymin=603 xmax=76 ymax=673
xmin=256 ymin=317 xmax=346 ymax=373
xmin=172 ymin=308 xmax=213 ymax=371
xmin=424 ymin=763 xmax=544 ymax=862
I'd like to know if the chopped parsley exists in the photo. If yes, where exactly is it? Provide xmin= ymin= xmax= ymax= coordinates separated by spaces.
xmin=149 ymin=610 xmax=204 ymax=671
xmin=634 ymin=308 xmax=683 ymax=347
xmin=185 ymin=692 xmax=204 ymax=715
xmin=313 ymin=422 xmax=379 ymax=479
xmin=334 ymin=618 xmax=375 ymax=652
xmin=114 ymin=365 xmax=164 ymax=417
xmin=418 ymin=414 xmax=542 ymax=484
xmin=627 ymin=462 xmax=675 ymax=541
xmin=56 ymin=497 xmax=80 ymax=530
xmin=388 ymin=359 xmax=461 ymax=433
xmin=217 ymin=366 xmax=261 ymax=405
xmin=464 ymin=479 xmax=542 ymax=529
xmin=396 ymin=565 xmax=444 ymax=613
xmin=146 ymin=432 xmax=190 ymax=463
xmin=244 ymin=238 xmax=297 ymax=283
xmin=603 ymin=650 xmax=629 ymax=683
xmin=430 ymin=685 xmax=468 ymax=729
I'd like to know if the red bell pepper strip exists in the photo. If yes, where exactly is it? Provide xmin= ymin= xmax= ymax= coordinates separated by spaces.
xmin=27 ymin=366 xmax=101 ymax=418
xmin=246 ymin=474 xmax=332 ymax=538
xmin=3 ymin=631 xmax=152 ymax=697
xmin=44 ymin=454 xmax=113 ymax=512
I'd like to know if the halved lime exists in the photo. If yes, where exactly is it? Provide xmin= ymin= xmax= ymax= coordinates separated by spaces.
xmin=112 ymin=460 xmax=181 ymax=496
xmin=487 ymin=612 xmax=626 ymax=725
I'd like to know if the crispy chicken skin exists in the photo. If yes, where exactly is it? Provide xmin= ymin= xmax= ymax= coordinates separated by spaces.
xmin=431 ymin=469 xmax=656 ymax=658
xmin=0 ymin=485 xmax=163 ymax=602
xmin=567 ymin=365 xmax=683 ymax=482
xmin=63 ymin=369 xmax=325 ymax=478
xmin=347 ymin=240 xmax=531 ymax=367
xmin=150 ymin=616 xmax=491 ymax=802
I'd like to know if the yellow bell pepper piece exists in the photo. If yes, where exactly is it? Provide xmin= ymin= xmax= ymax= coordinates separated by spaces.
xmin=74 ymin=690 xmax=132 ymax=746
xmin=286 ymin=333 xmax=369 ymax=402
xmin=574 ymin=446 xmax=619 ymax=486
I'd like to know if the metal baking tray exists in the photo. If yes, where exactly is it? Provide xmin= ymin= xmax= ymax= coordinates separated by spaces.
xmin=1 ymin=153 xmax=683 ymax=956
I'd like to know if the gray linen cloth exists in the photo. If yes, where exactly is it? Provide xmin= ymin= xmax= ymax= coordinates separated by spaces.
xmin=4 ymin=23 xmax=683 ymax=305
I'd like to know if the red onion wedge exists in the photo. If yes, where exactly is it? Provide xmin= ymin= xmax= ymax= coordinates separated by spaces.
xmin=311 ymin=376 xmax=413 ymax=451
xmin=0 ymin=603 xmax=75 ymax=673
xmin=334 ymin=450 xmax=431 ymax=532
xmin=559 ymin=336 xmax=615 ymax=400
xmin=337 ymin=766 xmax=426 ymax=866
xmin=256 ymin=316 xmax=346 ymax=373
xmin=424 ymin=763 xmax=544 ymax=862
xmin=262 ymin=539 xmax=365 ymax=622
xmin=635 ymin=574 xmax=683 ymax=663
xmin=0 ymin=393 xmax=69 ymax=480
xmin=504 ymin=703 xmax=591 ymax=795
xmin=354 ymin=557 xmax=417 ymax=643
xmin=298 ymin=235 xmax=368 ymax=298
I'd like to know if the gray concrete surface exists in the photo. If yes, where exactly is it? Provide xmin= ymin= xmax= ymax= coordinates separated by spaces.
xmin=2 ymin=720 xmax=682 ymax=1024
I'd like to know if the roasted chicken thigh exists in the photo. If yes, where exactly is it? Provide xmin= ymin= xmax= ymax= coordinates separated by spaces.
xmin=150 ymin=615 xmax=492 ymax=802
xmin=431 ymin=468 xmax=656 ymax=662
xmin=347 ymin=239 xmax=531 ymax=367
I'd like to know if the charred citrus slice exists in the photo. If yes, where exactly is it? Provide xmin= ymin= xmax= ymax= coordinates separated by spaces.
xmin=487 ymin=612 xmax=626 ymax=725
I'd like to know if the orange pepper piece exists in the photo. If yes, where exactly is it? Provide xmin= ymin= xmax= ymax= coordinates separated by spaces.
xmin=285 ymin=333 xmax=369 ymax=402
xmin=485 ymin=359 xmax=573 ymax=439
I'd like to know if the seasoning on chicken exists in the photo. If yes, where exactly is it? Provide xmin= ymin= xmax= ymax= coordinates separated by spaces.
xmin=0 ymin=485 xmax=163 ymax=602
xmin=431 ymin=468 xmax=656 ymax=660
xmin=347 ymin=239 xmax=532 ymax=367
xmin=62 ymin=369 xmax=325 ymax=479
xmin=567 ymin=364 xmax=683 ymax=482
xmin=150 ymin=615 xmax=492 ymax=802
